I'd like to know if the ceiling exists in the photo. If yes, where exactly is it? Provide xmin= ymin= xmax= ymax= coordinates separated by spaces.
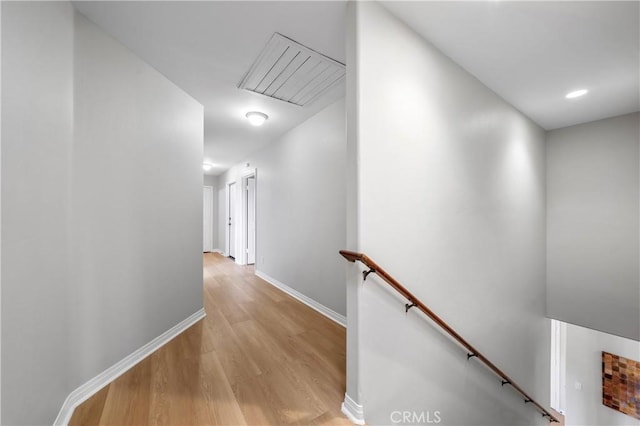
xmin=73 ymin=1 xmax=347 ymax=176
xmin=382 ymin=1 xmax=639 ymax=130
xmin=73 ymin=1 xmax=639 ymax=176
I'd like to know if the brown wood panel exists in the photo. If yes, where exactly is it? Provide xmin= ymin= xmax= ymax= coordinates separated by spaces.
xmin=69 ymin=253 xmax=349 ymax=425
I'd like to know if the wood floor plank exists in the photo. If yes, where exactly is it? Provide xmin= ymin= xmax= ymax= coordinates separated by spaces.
xmin=307 ymin=410 xmax=355 ymax=426
xmin=197 ymin=350 xmax=248 ymax=425
xmin=231 ymin=371 xmax=284 ymax=426
xmin=231 ymin=319 xmax=294 ymax=374
xmin=259 ymin=365 xmax=325 ymax=424
xmin=69 ymin=253 xmax=348 ymax=425
xmin=68 ymin=385 xmax=110 ymax=426
xmin=98 ymin=356 xmax=152 ymax=425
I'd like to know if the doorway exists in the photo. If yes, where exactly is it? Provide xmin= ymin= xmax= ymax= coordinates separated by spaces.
xmin=203 ymin=186 xmax=213 ymax=253
xmin=245 ymin=174 xmax=256 ymax=265
xmin=227 ymin=181 xmax=236 ymax=259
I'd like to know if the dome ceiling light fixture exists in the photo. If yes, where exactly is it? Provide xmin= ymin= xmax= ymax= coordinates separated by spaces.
xmin=246 ymin=111 xmax=269 ymax=126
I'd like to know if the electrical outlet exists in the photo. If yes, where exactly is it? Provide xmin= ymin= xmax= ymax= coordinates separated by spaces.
xmin=575 ymin=382 xmax=582 ymax=391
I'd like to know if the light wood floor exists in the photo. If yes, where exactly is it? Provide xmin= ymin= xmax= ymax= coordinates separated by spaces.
xmin=69 ymin=253 xmax=349 ymax=425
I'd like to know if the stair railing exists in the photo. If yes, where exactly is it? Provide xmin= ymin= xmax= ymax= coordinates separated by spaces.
xmin=339 ymin=249 xmax=559 ymax=423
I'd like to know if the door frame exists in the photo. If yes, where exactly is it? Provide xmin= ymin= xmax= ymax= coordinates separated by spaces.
xmin=203 ymin=185 xmax=213 ymax=253
xmin=225 ymin=168 xmax=257 ymax=265
xmin=225 ymin=181 xmax=237 ymax=259
xmin=242 ymin=170 xmax=257 ymax=266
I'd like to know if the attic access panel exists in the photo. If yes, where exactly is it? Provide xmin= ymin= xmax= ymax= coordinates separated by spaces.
xmin=239 ymin=33 xmax=345 ymax=107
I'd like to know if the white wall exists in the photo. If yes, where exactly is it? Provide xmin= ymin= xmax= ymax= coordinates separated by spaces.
xmin=204 ymin=175 xmax=218 ymax=187
xmin=564 ymin=322 xmax=640 ymax=426
xmin=1 ymin=4 xmax=204 ymax=424
xmin=220 ymin=99 xmax=346 ymax=316
xmin=69 ymin=11 xmax=203 ymax=388
xmin=348 ymin=3 xmax=550 ymax=424
xmin=1 ymin=2 xmax=74 ymax=424
xmin=547 ymin=113 xmax=640 ymax=341
xmin=204 ymin=174 xmax=220 ymax=251
xmin=1 ymin=4 xmax=3 ymax=421
xmin=344 ymin=1 xmax=362 ymax=407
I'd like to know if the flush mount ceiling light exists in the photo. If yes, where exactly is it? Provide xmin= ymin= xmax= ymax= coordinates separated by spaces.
xmin=246 ymin=111 xmax=268 ymax=126
xmin=202 ymin=162 xmax=214 ymax=171
xmin=565 ymin=89 xmax=588 ymax=99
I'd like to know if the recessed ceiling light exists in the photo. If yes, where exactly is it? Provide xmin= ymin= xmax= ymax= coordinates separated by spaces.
xmin=246 ymin=111 xmax=268 ymax=126
xmin=202 ymin=162 xmax=214 ymax=171
xmin=565 ymin=89 xmax=588 ymax=99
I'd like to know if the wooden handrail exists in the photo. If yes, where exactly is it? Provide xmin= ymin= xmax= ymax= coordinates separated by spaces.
xmin=339 ymin=249 xmax=559 ymax=423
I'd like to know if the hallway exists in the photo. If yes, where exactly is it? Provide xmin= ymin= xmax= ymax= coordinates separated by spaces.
xmin=69 ymin=253 xmax=349 ymax=425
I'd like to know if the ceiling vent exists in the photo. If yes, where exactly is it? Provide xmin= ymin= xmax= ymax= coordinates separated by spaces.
xmin=239 ymin=33 xmax=345 ymax=107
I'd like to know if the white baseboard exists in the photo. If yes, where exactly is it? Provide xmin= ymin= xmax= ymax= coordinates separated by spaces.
xmin=54 ymin=308 xmax=206 ymax=425
xmin=212 ymin=248 xmax=223 ymax=254
xmin=255 ymin=270 xmax=346 ymax=328
xmin=341 ymin=393 xmax=365 ymax=425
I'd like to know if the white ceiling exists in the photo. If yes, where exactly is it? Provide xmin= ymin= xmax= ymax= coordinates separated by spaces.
xmin=73 ymin=1 xmax=639 ymax=176
xmin=382 ymin=1 xmax=639 ymax=130
xmin=73 ymin=1 xmax=347 ymax=176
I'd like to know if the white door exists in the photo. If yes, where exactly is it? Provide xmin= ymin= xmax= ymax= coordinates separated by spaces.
xmin=228 ymin=182 xmax=236 ymax=259
xmin=203 ymin=186 xmax=213 ymax=252
xmin=246 ymin=176 xmax=256 ymax=264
